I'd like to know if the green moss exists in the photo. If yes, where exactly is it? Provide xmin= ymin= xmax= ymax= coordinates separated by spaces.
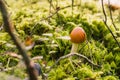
xmin=49 ymin=66 xmax=67 ymax=80
xmin=104 ymin=76 xmax=117 ymax=80
xmin=75 ymin=67 xmax=93 ymax=79
xmin=0 ymin=0 xmax=120 ymax=79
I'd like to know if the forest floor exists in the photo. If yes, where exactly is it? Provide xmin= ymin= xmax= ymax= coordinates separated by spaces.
xmin=0 ymin=0 xmax=120 ymax=80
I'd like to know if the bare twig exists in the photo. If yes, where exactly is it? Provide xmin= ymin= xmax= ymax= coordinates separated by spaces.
xmin=44 ymin=4 xmax=81 ymax=20
xmin=0 ymin=0 xmax=38 ymax=80
xmin=101 ymin=0 xmax=107 ymax=23
xmin=44 ymin=4 xmax=80 ymax=20
xmin=48 ymin=0 xmax=53 ymax=21
xmin=30 ymin=9 xmax=59 ymax=36
xmin=48 ymin=53 xmax=101 ymax=73
xmin=47 ymin=0 xmax=55 ymax=10
xmin=3 ymin=0 xmax=9 ymax=7
xmin=60 ymin=4 xmax=80 ymax=10
xmin=40 ymin=4 xmax=80 ymax=21
xmin=41 ymin=4 xmax=81 ymax=21
xmin=101 ymin=0 xmax=120 ymax=48
xmin=108 ymin=0 xmax=118 ymax=31
xmin=72 ymin=0 xmax=74 ymax=16
xmin=30 ymin=4 xmax=81 ymax=36
xmin=55 ymin=0 xmax=58 ymax=9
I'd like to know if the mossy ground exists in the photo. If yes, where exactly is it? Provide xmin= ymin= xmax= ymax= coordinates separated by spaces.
xmin=0 ymin=0 xmax=120 ymax=80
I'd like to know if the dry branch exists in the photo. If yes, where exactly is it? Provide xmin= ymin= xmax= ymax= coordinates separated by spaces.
xmin=31 ymin=4 xmax=81 ymax=36
xmin=47 ymin=0 xmax=55 ymax=10
xmin=101 ymin=0 xmax=120 ymax=48
xmin=0 ymin=0 xmax=38 ymax=80
xmin=108 ymin=0 xmax=118 ymax=31
xmin=48 ymin=53 xmax=101 ymax=73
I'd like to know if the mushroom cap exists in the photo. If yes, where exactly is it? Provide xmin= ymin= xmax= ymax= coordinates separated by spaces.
xmin=70 ymin=27 xmax=86 ymax=43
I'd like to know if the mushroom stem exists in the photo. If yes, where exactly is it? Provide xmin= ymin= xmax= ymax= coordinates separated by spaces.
xmin=71 ymin=43 xmax=79 ymax=53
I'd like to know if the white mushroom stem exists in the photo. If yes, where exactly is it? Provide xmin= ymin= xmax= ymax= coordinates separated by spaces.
xmin=69 ymin=43 xmax=79 ymax=71
xmin=70 ymin=43 xmax=79 ymax=53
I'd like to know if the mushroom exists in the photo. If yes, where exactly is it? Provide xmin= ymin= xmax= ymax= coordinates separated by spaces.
xmin=24 ymin=36 xmax=35 ymax=50
xmin=70 ymin=27 xmax=86 ymax=53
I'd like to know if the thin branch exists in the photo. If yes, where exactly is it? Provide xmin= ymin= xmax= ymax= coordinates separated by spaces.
xmin=60 ymin=4 xmax=80 ymax=10
xmin=72 ymin=0 xmax=74 ymax=16
xmin=30 ymin=4 xmax=81 ymax=36
xmin=55 ymin=0 xmax=58 ymax=9
xmin=101 ymin=0 xmax=107 ymax=23
xmin=47 ymin=0 xmax=55 ymax=10
xmin=101 ymin=0 xmax=120 ymax=48
xmin=108 ymin=0 xmax=118 ymax=31
xmin=48 ymin=53 xmax=101 ymax=73
xmin=41 ymin=4 xmax=81 ymax=21
xmin=30 ymin=9 xmax=59 ymax=36
xmin=0 ymin=0 xmax=38 ymax=80
xmin=48 ymin=0 xmax=52 ymax=21
xmin=3 ymin=0 xmax=9 ymax=7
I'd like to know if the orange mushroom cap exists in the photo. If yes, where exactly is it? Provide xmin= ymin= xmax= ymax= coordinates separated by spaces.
xmin=24 ymin=36 xmax=33 ymax=46
xmin=70 ymin=27 xmax=86 ymax=43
